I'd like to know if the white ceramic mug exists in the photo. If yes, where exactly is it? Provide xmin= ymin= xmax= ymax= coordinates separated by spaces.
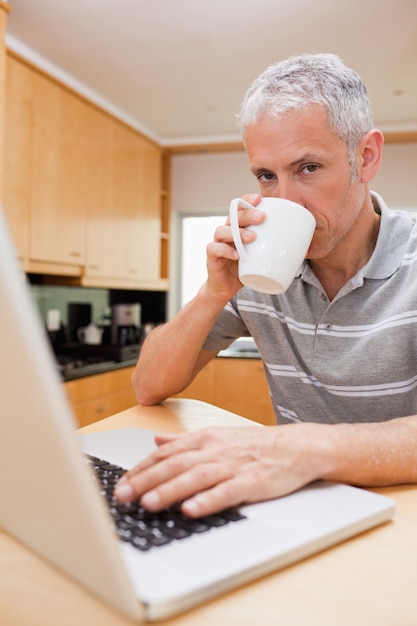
xmin=230 ymin=197 xmax=316 ymax=294
xmin=77 ymin=324 xmax=104 ymax=345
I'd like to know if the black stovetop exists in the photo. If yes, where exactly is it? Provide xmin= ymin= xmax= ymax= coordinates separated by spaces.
xmin=54 ymin=343 xmax=140 ymax=381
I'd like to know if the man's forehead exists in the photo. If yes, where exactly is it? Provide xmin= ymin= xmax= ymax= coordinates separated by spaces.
xmin=245 ymin=110 xmax=342 ymax=168
xmin=245 ymin=106 xmax=330 ymax=141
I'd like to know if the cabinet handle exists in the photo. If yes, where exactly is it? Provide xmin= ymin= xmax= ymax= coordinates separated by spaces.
xmin=95 ymin=405 xmax=109 ymax=414
xmin=89 ymin=264 xmax=100 ymax=270
xmin=69 ymin=251 xmax=82 ymax=258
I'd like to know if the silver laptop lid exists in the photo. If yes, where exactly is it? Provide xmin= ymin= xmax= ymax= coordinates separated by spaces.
xmin=0 ymin=209 xmax=142 ymax=621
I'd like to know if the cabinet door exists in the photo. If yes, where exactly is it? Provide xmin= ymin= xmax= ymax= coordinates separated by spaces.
xmin=174 ymin=361 xmax=215 ymax=403
xmin=213 ymin=359 xmax=276 ymax=425
xmin=126 ymin=137 xmax=161 ymax=282
xmin=83 ymin=113 xmax=127 ymax=279
xmin=3 ymin=55 xmax=32 ymax=263
xmin=84 ymin=120 xmax=162 ymax=283
xmin=174 ymin=358 xmax=275 ymax=425
xmin=70 ymin=389 xmax=137 ymax=429
xmin=30 ymin=72 xmax=85 ymax=266
xmin=64 ymin=367 xmax=137 ymax=428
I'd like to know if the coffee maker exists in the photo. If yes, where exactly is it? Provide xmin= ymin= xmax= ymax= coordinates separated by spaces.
xmin=111 ymin=303 xmax=141 ymax=347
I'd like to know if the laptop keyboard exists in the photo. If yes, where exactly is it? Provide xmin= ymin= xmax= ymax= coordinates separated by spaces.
xmin=86 ymin=455 xmax=246 ymax=552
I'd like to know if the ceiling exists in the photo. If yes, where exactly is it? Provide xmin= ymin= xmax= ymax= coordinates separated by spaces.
xmin=5 ymin=0 xmax=417 ymax=147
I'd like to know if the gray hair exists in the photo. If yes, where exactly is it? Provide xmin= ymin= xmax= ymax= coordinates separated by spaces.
xmin=237 ymin=53 xmax=374 ymax=172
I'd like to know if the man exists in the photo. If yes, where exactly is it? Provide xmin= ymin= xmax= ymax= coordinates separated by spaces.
xmin=115 ymin=53 xmax=417 ymax=517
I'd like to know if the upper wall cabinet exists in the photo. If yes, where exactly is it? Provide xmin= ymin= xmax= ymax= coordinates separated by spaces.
xmin=3 ymin=54 xmax=31 ymax=264
xmin=0 ymin=2 xmax=10 ymax=199
xmin=30 ymin=70 xmax=87 ymax=267
xmin=3 ymin=53 xmax=169 ymax=290
xmin=81 ymin=113 xmax=163 ymax=287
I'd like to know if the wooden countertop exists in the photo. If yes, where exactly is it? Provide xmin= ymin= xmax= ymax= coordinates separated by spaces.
xmin=1 ymin=399 xmax=417 ymax=625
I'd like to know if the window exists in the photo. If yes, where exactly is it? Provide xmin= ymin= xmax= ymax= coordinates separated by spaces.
xmin=180 ymin=215 xmax=226 ymax=308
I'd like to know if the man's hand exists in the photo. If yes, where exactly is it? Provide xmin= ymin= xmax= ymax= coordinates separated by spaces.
xmin=114 ymin=424 xmax=329 ymax=518
xmin=203 ymin=193 xmax=265 ymax=304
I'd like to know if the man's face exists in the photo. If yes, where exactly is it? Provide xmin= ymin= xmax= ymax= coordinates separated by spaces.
xmin=245 ymin=105 xmax=367 ymax=261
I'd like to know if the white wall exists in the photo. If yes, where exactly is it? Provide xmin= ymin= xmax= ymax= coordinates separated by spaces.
xmin=372 ymin=142 xmax=417 ymax=208
xmin=172 ymin=152 xmax=255 ymax=215
xmin=169 ymin=142 xmax=417 ymax=316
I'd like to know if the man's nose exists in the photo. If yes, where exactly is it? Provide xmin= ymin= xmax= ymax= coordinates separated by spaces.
xmin=276 ymin=181 xmax=303 ymax=206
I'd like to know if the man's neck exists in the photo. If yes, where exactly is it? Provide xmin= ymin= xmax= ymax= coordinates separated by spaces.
xmin=309 ymin=204 xmax=381 ymax=301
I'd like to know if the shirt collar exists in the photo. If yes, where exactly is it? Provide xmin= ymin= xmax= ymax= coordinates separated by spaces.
xmin=363 ymin=192 xmax=414 ymax=279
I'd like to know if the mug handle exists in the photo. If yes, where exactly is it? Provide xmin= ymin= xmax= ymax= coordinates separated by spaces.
xmin=229 ymin=198 xmax=255 ymax=262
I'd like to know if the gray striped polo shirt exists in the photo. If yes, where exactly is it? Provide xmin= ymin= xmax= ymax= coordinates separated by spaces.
xmin=203 ymin=193 xmax=417 ymax=424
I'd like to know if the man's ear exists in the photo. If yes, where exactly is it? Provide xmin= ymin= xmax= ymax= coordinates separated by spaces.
xmin=357 ymin=129 xmax=384 ymax=184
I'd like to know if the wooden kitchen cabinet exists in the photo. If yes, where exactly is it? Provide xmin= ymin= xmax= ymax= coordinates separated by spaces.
xmin=3 ymin=55 xmax=32 ymax=263
xmin=30 ymin=70 xmax=86 ymax=268
xmin=160 ymin=151 xmax=171 ymax=280
xmin=81 ymin=111 xmax=126 ymax=280
xmin=174 ymin=360 xmax=215 ymax=403
xmin=64 ymin=358 xmax=275 ymax=429
xmin=64 ymin=366 xmax=137 ymax=428
xmin=82 ymin=117 xmax=162 ymax=287
xmin=213 ymin=358 xmax=276 ymax=425
xmin=0 ymin=1 xmax=9 ymax=199
xmin=4 ymin=55 xmax=87 ymax=274
xmin=175 ymin=358 xmax=276 ymax=426
xmin=3 ymin=52 xmax=168 ymax=288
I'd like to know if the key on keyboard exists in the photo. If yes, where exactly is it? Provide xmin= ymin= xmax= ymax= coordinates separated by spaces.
xmin=86 ymin=455 xmax=246 ymax=552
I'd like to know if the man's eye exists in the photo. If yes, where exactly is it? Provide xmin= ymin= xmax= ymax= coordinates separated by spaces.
xmin=302 ymin=164 xmax=319 ymax=174
xmin=257 ymin=172 xmax=275 ymax=182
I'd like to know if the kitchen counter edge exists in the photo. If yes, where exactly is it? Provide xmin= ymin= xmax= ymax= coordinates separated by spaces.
xmin=62 ymin=351 xmax=261 ymax=383
xmin=62 ymin=358 xmax=138 ymax=382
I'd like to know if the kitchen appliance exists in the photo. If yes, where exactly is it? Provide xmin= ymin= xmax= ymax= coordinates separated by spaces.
xmin=57 ymin=302 xmax=141 ymax=364
xmin=77 ymin=324 xmax=104 ymax=345
xmin=111 ymin=303 xmax=141 ymax=346
xmin=56 ymin=354 xmax=116 ymax=380
xmin=56 ymin=342 xmax=141 ymax=366
xmin=67 ymin=303 xmax=92 ymax=343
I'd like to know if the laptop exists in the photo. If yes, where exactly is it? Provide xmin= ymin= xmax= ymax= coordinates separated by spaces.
xmin=0 ymin=207 xmax=395 ymax=622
